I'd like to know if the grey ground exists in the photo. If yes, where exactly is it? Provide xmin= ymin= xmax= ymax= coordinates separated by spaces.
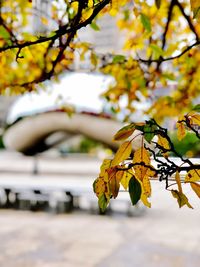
xmin=0 ymin=152 xmax=199 ymax=267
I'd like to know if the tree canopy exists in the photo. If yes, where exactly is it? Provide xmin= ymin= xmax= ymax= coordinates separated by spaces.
xmin=1 ymin=0 xmax=200 ymax=210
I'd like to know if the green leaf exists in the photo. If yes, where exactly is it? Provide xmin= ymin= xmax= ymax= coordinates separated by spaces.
xmin=140 ymin=13 xmax=151 ymax=32
xmin=144 ymin=126 xmax=156 ymax=142
xmin=112 ymin=54 xmax=126 ymax=64
xmin=123 ymin=9 xmax=130 ymax=21
xmin=90 ymin=22 xmax=100 ymax=31
xmin=155 ymin=0 xmax=161 ymax=9
xmin=98 ymin=194 xmax=108 ymax=212
xmin=129 ymin=176 xmax=142 ymax=206
xmin=150 ymin=44 xmax=163 ymax=58
xmin=93 ymin=179 xmax=97 ymax=193
xmin=135 ymin=120 xmax=158 ymax=143
xmin=192 ymin=104 xmax=200 ymax=112
xmin=163 ymin=73 xmax=175 ymax=81
xmin=0 ymin=26 xmax=10 ymax=39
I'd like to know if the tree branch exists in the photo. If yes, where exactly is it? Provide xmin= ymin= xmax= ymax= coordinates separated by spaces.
xmin=175 ymin=0 xmax=199 ymax=41
xmin=139 ymin=40 xmax=200 ymax=64
xmin=5 ymin=0 xmax=111 ymax=87
xmin=162 ymin=0 xmax=175 ymax=50
xmin=0 ymin=0 xmax=110 ymax=54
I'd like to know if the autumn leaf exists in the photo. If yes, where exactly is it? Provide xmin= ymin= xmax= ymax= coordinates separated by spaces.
xmin=135 ymin=177 xmax=151 ymax=208
xmin=109 ymin=0 xmax=119 ymax=16
xmin=187 ymin=112 xmax=200 ymax=126
xmin=120 ymin=170 xmax=133 ymax=190
xmin=112 ymin=141 xmax=132 ymax=166
xmin=185 ymin=169 xmax=200 ymax=182
xmin=113 ymin=123 xmax=135 ymax=141
xmin=145 ymin=166 xmax=157 ymax=178
xmin=128 ymin=176 xmax=142 ymax=205
xmin=190 ymin=0 xmax=200 ymax=18
xmin=171 ymin=190 xmax=193 ymax=209
xmin=100 ymin=159 xmax=112 ymax=176
xmin=97 ymin=159 xmax=112 ymax=185
xmin=142 ymin=176 xmax=151 ymax=198
xmin=176 ymin=121 xmax=186 ymax=141
xmin=41 ymin=17 xmax=48 ymax=25
xmin=141 ymin=193 xmax=151 ymax=208
xmin=133 ymin=147 xmax=151 ymax=181
xmin=190 ymin=182 xmax=200 ymax=198
xmin=93 ymin=177 xmax=106 ymax=197
xmin=175 ymin=171 xmax=183 ymax=193
xmin=107 ymin=167 xmax=119 ymax=198
xmin=157 ymin=134 xmax=170 ymax=150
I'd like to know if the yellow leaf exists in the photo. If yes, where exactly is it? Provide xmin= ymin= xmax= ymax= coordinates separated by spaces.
xmin=71 ymin=1 xmax=79 ymax=12
xmin=98 ymin=159 xmax=112 ymax=183
xmin=157 ymin=134 xmax=170 ymax=150
xmin=112 ymin=141 xmax=132 ymax=166
xmin=109 ymin=0 xmax=119 ymax=16
xmin=116 ymin=170 xmax=124 ymax=183
xmin=109 ymin=0 xmax=127 ymax=16
xmin=100 ymin=159 xmax=112 ymax=175
xmin=141 ymin=193 xmax=151 ymax=208
xmin=190 ymin=182 xmax=200 ymax=198
xmin=88 ymin=0 xmax=93 ymax=8
xmin=176 ymin=121 xmax=186 ymax=141
xmin=188 ymin=112 xmax=200 ymax=125
xmin=146 ymin=166 xmax=157 ymax=178
xmin=91 ymin=52 xmax=98 ymax=67
xmin=135 ymin=176 xmax=151 ymax=208
xmin=175 ymin=171 xmax=182 ymax=193
xmin=142 ymin=176 xmax=151 ymax=198
xmin=120 ymin=170 xmax=133 ymax=190
xmin=108 ymin=167 xmax=119 ymax=198
xmin=133 ymin=147 xmax=151 ymax=181
xmin=82 ymin=8 xmax=93 ymax=20
xmin=171 ymin=190 xmax=193 ymax=209
xmin=113 ymin=123 xmax=135 ymax=141
xmin=93 ymin=177 xmax=106 ymax=197
xmin=185 ymin=169 xmax=200 ymax=182
xmin=41 ymin=17 xmax=48 ymax=25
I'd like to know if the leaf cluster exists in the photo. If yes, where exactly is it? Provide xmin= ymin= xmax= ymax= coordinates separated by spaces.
xmin=94 ymin=109 xmax=200 ymax=211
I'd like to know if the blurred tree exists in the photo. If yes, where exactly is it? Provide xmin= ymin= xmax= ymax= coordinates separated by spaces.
xmin=1 ymin=0 xmax=200 ymax=209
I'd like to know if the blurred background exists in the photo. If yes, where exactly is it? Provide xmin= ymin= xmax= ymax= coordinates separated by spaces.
xmin=0 ymin=1 xmax=199 ymax=267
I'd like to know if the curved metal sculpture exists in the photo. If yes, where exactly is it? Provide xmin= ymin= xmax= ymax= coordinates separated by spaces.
xmin=3 ymin=111 xmax=142 ymax=155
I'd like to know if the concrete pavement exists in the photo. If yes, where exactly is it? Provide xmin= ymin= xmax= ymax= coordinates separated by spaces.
xmin=0 ymin=182 xmax=199 ymax=267
xmin=0 ymin=151 xmax=199 ymax=266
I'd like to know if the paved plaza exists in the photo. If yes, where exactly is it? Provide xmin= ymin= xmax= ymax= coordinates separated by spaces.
xmin=0 ymin=152 xmax=199 ymax=267
xmin=0 ymin=202 xmax=199 ymax=267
